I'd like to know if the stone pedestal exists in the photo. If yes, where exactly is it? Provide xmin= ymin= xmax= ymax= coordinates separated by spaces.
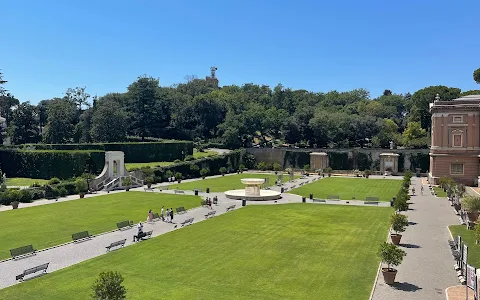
xmin=380 ymin=153 xmax=400 ymax=174
xmin=309 ymin=152 xmax=328 ymax=171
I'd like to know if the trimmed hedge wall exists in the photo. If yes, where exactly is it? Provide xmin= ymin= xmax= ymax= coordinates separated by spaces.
xmin=409 ymin=153 xmax=429 ymax=172
xmin=328 ymin=152 xmax=350 ymax=170
xmin=0 ymin=150 xmax=105 ymax=180
xmin=9 ymin=141 xmax=193 ymax=163
xmin=283 ymin=151 xmax=310 ymax=169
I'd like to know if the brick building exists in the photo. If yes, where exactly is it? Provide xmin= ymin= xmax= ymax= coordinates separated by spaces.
xmin=429 ymin=94 xmax=480 ymax=186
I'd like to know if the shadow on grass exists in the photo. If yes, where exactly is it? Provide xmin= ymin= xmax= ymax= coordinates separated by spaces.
xmin=392 ymin=282 xmax=422 ymax=292
xmin=400 ymin=243 xmax=421 ymax=249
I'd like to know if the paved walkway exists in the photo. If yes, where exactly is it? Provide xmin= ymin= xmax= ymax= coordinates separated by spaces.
xmin=371 ymin=177 xmax=459 ymax=300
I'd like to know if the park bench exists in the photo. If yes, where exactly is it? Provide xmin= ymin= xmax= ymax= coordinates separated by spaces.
xmin=327 ymin=195 xmax=340 ymax=200
xmin=138 ymin=231 xmax=153 ymax=241
xmin=226 ymin=204 xmax=236 ymax=212
xmin=312 ymin=199 xmax=326 ymax=203
xmin=205 ymin=211 xmax=216 ymax=219
xmin=72 ymin=231 xmax=92 ymax=243
xmin=181 ymin=218 xmax=194 ymax=227
xmin=174 ymin=190 xmax=185 ymax=194
xmin=10 ymin=245 xmax=37 ymax=260
xmin=116 ymin=220 xmax=134 ymax=230
xmin=176 ymin=207 xmax=187 ymax=214
xmin=364 ymin=201 xmax=379 ymax=205
xmin=366 ymin=196 xmax=379 ymax=201
xmin=106 ymin=239 xmax=127 ymax=252
xmin=15 ymin=263 xmax=49 ymax=281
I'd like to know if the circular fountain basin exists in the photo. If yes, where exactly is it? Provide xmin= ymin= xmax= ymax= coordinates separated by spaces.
xmin=224 ymin=189 xmax=281 ymax=201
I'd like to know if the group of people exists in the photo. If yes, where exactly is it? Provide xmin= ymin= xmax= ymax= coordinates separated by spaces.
xmin=145 ymin=207 xmax=175 ymax=223
xmin=204 ymin=196 xmax=217 ymax=209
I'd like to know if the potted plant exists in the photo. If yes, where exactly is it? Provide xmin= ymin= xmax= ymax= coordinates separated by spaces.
xmin=200 ymin=168 xmax=208 ymax=179
xmin=239 ymin=164 xmax=245 ymax=173
xmin=122 ymin=177 xmax=133 ymax=191
xmin=364 ymin=169 xmax=371 ymax=178
xmin=175 ymin=172 xmax=183 ymax=183
xmin=75 ymin=178 xmax=88 ymax=198
xmin=219 ymin=167 xmax=227 ymax=176
xmin=11 ymin=201 xmax=20 ymax=209
xmin=385 ymin=167 xmax=393 ymax=176
xmin=144 ymin=176 xmax=154 ymax=189
xmin=390 ymin=213 xmax=409 ymax=245
xmin=462 ymin=196 xmax=480 ymax=222
xmin=325 ymin=167 xmax=333 ymax=177
xmin=377 ymin=242 xmax=406 ymax=285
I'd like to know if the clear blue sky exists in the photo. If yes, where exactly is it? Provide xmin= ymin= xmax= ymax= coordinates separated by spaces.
xmin=1 ymin=0 xmax=479 ymax=103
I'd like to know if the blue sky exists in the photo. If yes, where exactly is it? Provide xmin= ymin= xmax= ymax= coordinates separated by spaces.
xmin=1 ymin=0 xmax=479 ymax=103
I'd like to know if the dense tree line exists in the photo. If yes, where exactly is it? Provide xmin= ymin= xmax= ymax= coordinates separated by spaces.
xmin=0 ymin=69 xmax=479 ymax=149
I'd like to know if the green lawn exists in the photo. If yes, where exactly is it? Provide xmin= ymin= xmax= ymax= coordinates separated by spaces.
xmin=449 ymin=225 xmax=480 ymax=268
xmin=5 ymin=177 xmax=48 ymax=186
xmin=433 ymin=186 xmax=447 ymax=197
xmin=0 ymin=192 xmax=200 ymax=260
xmin=0 ymin=204 xmax=392 ymax=300
xmin=125 ymin=149 xmax=217 ymax=170
xmin=290 ymin=177 xmax=402 ymax=201
xmin=167 ymin=173 xmax=295 ymax=192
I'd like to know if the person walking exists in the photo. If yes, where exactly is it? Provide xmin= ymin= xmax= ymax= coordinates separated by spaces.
xmin=421 ymin=186 xmax=424 ymax=195
xmin=161 ymin=206 xmax=165 ymax=221
xmin=147 ymin=209 xmax=153 ymax=223
xmin=165 ymin=208 xmax=170 ymax=222
xmin=170 ymin=208 xmax=174 ymax=223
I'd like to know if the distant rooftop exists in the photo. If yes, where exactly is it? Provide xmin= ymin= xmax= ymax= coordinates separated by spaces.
xmin=453 ymin=95 xmax=480 ymax=101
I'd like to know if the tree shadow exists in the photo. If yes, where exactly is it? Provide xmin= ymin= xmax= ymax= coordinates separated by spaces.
xmin=408 ymin=221 xmax=417 ymax=225
xmin=400 ymin=243 xmax=421 ymax=249
xmin=392 ymin=282 xmax=422 ymax=292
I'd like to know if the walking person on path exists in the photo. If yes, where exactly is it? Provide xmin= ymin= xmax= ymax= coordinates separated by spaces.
xmin=147 ymin=209 xmax=153 ymax=223
xmin=161 ymin=206 xmax=165 ymax=221
xmin=421 ymin=186 xmax=424 ymax=195
xmin=170 ymin=208 xmax=174 ymax=223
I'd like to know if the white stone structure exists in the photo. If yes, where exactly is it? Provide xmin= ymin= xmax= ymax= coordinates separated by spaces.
xmin=379 ymin=153 xmax=400 ymax=175
xmin=309 ymin=152 xmax=328 ymax=170
xmin=90 ymin=151 xmax=142 ymax=191
xmin=224 ymin=178 xmax=281 ymax=201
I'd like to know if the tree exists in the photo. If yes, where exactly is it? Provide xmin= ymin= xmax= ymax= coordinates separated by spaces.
xmin=10 ymin=102 xmax=40 ymax=144
xmin=65 ymin=86 xmax=91 ymax=111
xmin=373 ymin=119 xmax=401 ymax=148
xmin=74 ymin=109 xmax=93 ymax=143
xmin=90 ymin=100 xmax=128 ymax=142
xmin=91 ymin=271 xmax=126 ymax=300
xmin=402 ymin=121 xmax=427 ymax=148
xmin=474 ymin=68 xmax=480 ymax=84
xmin=44 ymin=99 xmax=77 ymax=143
xmin=383 ymin=89 xmax=392 ymax=96
xmin=0 ymin=71 xmax=7 ymax=96
xmin=0 ymin=94 xmax=20 ymax=126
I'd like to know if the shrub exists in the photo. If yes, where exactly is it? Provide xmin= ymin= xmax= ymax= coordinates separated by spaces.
xmin=75 ymin=178 xmax=88 ymax=194
xmin=462 ymin=196 xmax=480 ymax=212
xmin=19 ymin=189 xmax=33 ymax=203
xmin=91 ymin=271 xmax=126 ymax=300
xmin=48 ymin=177 xmax=61 ymax=185
xmin=390 ymin=213 xmax=409 ymax=234
xmin=239 ymin=164 xmax=246 ymax=172
xmin=377 ymin=242 xmax=406 ymax=271
xmin=173 ymin=159 xmax=181 ymax=164
xmin=273 ymin=163 xmax=282 ymax=172
xmin=200 ymin=168 xmax=209 ymax=178
xmin=122 ymin=177 xmax=133 ymax=188
xmin=219 ymin=167 xmax=227 ymax=174
xmin=184 ymin=155 xmax=195 ymax=161
xmin=44 ymin=185 xmax=60 ymax=199
xmin=144 ymin=176 xmax=154 ymax=185
xmin=325 ymin=167 xmax=333 ymax=174
xmin=175 ymin=172 xmax=183 ymax=180
xmin=140 ymin=167 xmax=154 ymax=178
xmin=58 ymin=187 xmax=68 ymax=197
xmin=303 ymin=164 xmax=310 ymax=171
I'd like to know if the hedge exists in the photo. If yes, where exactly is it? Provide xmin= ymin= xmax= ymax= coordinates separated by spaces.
xmin=328 ymin=152 xmax=350 ymax=170
xmin=9 ymin=141 xmax=193 ymax=163
xmin=409 ymin=153 xmax=430 ymax=172
xmin=0 ymin=150 xmax=105 ymax=180
xmin=283 ymin=151 xmax=310 ymax=169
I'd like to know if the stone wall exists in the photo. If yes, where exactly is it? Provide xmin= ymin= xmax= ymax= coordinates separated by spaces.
xmin=246 ymin=148 xmax=430 ymax=172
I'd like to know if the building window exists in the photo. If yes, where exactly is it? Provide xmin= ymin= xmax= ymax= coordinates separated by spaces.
xmin=451 ymin=163 xmax=464 ymax=175
xmin=453 ymin=116 xmax=463 ymax=123
xmin=452 ymin=134 xmax=462 ymax=147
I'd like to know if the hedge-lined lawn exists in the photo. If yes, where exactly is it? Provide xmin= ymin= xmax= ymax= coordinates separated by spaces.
xmin=433 ymin=186 xmax=447 ymax=197
xmin=449 ymin=225 xmax=480 ymax=268
xmin=125 ymin=149 xmax=217 ymax=170
xmin=5 ymin=177 xmax=48 ymax=186
xmin=0 ymin=204 xmax=392 ymax=300
xmin=0 ymin=192 xmax=199 ymax=260
xmin=168 ymin=173 xmax=295 ymax=192
xmin=290 ymin=177 xmax=402 ymax=201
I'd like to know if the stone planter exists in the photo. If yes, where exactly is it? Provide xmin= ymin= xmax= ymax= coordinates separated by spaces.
xmin=381 ymin=268 xmax=397 ymax=285
xmin=390 ymin=234 xmax=402 ymax=245
xmin=466 ymin=212 xmax=480 ymax=222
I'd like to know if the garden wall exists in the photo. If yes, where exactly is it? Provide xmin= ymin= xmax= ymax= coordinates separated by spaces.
xmin=247 ymin=148 xmax=430 ymax=172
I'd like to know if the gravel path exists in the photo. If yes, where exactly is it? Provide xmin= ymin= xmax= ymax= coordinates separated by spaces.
xmin=370 ymin=177 xmax=459 ymax=300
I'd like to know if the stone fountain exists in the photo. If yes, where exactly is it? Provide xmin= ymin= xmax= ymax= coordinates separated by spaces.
xmin=224 ymin=178 xmax=281 ymax=201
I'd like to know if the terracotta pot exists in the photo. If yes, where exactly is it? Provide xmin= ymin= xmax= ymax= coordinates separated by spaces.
xmin=381 ymin=268 xmax=397 ymax=285
xmin=390 ymin=234 xmax=402 ymax=245
xmin=467 ymin=212 xmax=480 ymax=222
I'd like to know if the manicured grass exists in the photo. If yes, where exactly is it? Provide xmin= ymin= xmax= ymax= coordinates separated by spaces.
xmin=433 ymin=186 xmax=447 ymax=197
xmin=449 ymin=225 xmax=480 ymax=268
xmin=168 ymin=173 xmax=295 ymax=192
xmin=125 ymin=149 xmax=217 ymax=170
xmin=0 ymin=192 xmax=200 ymax=260
xmin=5 ymin=177 xmax=48 ymax=186
xmin=290 ymin=177 xmax=402 ymax=201
xmin=0 ymin=204 xmax=392 ymax=300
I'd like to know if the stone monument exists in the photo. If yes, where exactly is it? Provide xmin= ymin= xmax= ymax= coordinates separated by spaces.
xmin=309 ymin=152 xmax=328 ymax=171
xmin=380 ymin=153 xmax=400 ymax=175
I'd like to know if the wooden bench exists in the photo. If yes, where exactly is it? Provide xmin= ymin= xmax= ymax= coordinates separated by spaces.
xmin=366 ymin=197 xmax=380 ymax=201
xmin=116 ymin=220 xmax=134 ymax=230
xmin=175 ymin=207 xmax=187 ymax=214
xmin=106 ymin=239 xmax=127 ymax=252
xmin=72 ymin=231 xmax=92 ymax=243
xmin=205 ymin=211 xmax=216 ymax=219
xmin=364 ymin=201 xmax=379 ymax=205
xmin=174 ymin=190 xmax=185 ymax=194
xmin=327 ymin=195 xmax=340 ymax=200
xmin=312 ymin=199 xmax=326 ymax=203
xmin=226 ymin=205 xmax=236 ymax=212
xmin=10 ymin=245 xmax=37 ymax=260
xmin=181 ymin=218 xmax=194 ymax=227
xmin=15 ymin=263 xmax=49 ymax=281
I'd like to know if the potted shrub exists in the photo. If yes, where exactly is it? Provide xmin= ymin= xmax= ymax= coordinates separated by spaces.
xmin=200 ymin=168 xmax=208 ymax=179
xmin=462 ymin=196 xmax=480 ymax=222
xmin=378 ymin=242 xmax=406 ymax=285
xmin=122 ymin=177 xmax=133 ymax=191
xmin=219 ymin=167 xmax=227 ymax=176
xmin=325 ymin=167 xmax=333 ymax=177
xmin=144 ymin=176 xmax=154 ymax=189
xmin=364 ymin=169 xmax=371 ymax=178
xmin=75 ymin=178 xmax=88 ymax=198
xmin=239 ymin=164 xmax=245 ymax=173
xmin=11 ymin=201 xmax=20 ymax=209
xmin=175 ymin=172 xmax=183 ymax=183
xmin=390 ymin=213 xmax=409 ymax=245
